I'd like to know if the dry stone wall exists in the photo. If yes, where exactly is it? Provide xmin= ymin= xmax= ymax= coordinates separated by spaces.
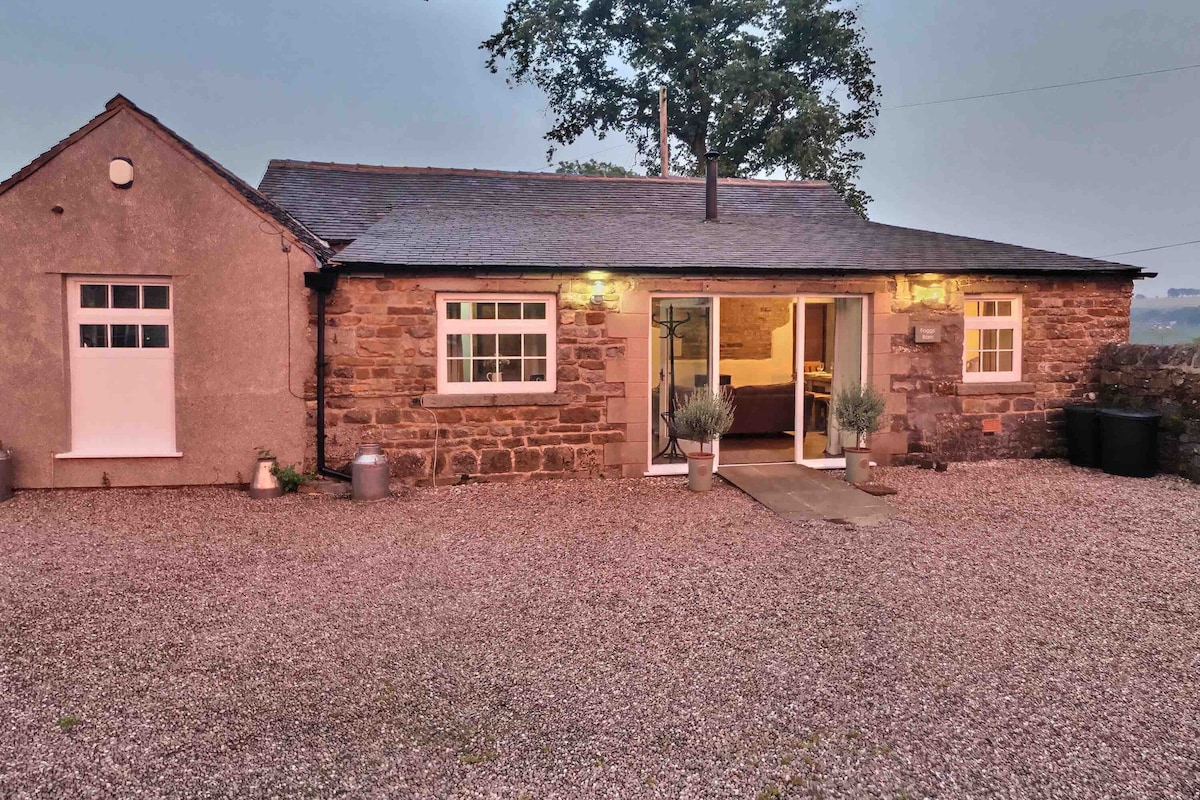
xmin=1098 ymin=343 xmax=1200 ymax=481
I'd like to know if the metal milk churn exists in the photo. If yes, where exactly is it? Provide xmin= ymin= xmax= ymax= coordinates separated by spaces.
xmin=248 ymin=456 xmax=283 ymax=499
xmin=0 ymin=442 xmax=13 ymax=502
xmin=352 ymin=443 xmax=390 ymax=501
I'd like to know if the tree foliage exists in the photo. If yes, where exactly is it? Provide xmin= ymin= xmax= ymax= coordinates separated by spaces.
xmin=554 ymin=159 xmax=641 ymax=176
xmin=483 ymin=0 xmax=880 ymax=214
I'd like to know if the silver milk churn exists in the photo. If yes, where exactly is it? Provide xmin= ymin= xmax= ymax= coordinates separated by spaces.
xmin=352 ymin=443 xmax=390 ymax=501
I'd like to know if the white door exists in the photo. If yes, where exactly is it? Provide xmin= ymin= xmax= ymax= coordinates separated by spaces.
xmin=64 ymin=278 xmax=177 ymax=457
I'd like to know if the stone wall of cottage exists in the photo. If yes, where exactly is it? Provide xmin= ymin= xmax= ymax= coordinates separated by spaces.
xmin=312 ymin=273 xmax=1133 ymax=483
xmin=888 ymin=275 xmax=1134 ymax=464
xmin=1097 ymin=343 xmax=1200 ymax=481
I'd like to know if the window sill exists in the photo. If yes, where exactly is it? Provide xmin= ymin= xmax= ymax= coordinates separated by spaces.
xmin=55 ymin=451 xmax=183 ymax=460
xmin=420 ymin=392 xmax=568 ymax=408
xmin=956 ymin=382 xmax=1035 ymax=396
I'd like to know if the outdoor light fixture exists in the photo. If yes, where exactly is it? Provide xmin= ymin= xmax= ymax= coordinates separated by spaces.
xmin=591 ymin=279 xmax=607 ymax=304
xmin=912 ymin=283 xmax=946 ymax=305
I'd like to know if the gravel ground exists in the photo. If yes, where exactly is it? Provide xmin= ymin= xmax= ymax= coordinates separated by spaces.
xmin=1 ymin=460 xmax=1198 ymax=799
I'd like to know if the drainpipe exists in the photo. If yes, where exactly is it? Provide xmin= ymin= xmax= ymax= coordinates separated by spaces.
xmin=304 ymin=269 xmax=351 ymax=481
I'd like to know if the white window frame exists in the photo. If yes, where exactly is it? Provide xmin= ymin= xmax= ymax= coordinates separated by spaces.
xmin=60 ymin=276 xmax=179 ymax=458
xmin=963 ymin=294 xmax=1022 ymax=383
xmin=436 ymin=294 xmax=557 ymax=395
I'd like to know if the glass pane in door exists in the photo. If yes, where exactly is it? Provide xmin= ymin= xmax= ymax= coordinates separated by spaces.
xmin=816 ymin=297 xmax=864 ymax=458
xmin=650 ymin=297 xmax=712 ymax=466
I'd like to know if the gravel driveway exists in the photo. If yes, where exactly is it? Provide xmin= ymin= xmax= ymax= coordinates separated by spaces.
xmin=1 ymin=460 xmax=1198 ymax=799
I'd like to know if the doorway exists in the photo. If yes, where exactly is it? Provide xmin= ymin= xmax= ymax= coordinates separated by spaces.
xmin=647 ymin=294 xmax=866 ymax=475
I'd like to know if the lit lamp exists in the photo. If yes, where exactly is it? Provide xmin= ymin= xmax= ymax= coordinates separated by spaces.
xmin=911 ymin=274 xmax=946 ymax=305
xmin=591 ymin=279 xmax=607 ymax=305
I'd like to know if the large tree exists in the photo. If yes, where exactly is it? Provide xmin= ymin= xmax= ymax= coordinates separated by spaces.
xmin=483 ymin=0 xmax=880 ymax=215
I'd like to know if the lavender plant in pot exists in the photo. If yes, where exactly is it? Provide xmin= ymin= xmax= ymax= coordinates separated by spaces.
xmin=672 ymin=387 xmax=735 ymax=492
xmin=832 ymin=381 xmax=886 ymax=485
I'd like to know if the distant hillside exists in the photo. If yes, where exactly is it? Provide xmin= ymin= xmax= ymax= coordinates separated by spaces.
xmin=1130 ymin=296 xmax=1200 ymax=344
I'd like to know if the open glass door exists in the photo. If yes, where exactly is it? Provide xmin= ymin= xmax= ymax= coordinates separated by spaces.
xmin=649 ymin=297 xmax=713 ymax=473
xmin=796 ymin=296 xmax=866 ymax=467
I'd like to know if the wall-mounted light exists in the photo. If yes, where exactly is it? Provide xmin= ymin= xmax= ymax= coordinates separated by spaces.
xmin=911 ymin=282 xmax=945 ymax=305
xmin=109 ymin=157 xmax=134 ymax=189
xmin=587 ymin=270 xmax=621 ymax=305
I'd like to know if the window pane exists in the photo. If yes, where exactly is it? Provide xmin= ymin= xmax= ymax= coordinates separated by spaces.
xmin=81 ymin=284 xmax=108 ymax=308
xmin=524 ymin=334 xmax=547 ymax=357
xmin=80 ymin=324 xmax=107 ymax=348
xmin=965 ymin=354 xmax=980 ymax=373
xmin=112 ymin=285 xmax=139 ymax=308
xmin=475 ymin=303 xmax=496 ymax=320
xmin=497 ymin=302 xmax=521 ymax=320
xmin=995 ymin=301 xmax=1013 ymax=317
xmin=998 ymin=328 xmax=1013 ymax=349
xmin=981 ymin=329 xmax=997 ymax=349
xmin=445 ymin=302 xmax=466 ymax=320
xmin=472 ymin=359 xmax=499 ymax=382
xmin=143 ymin=285 xmax=169 ymax=309
xmin=524 ymin=359 xmax=548 ymax=381
xmin=998 ymin=351 xmax=1013 ymax=372
xmin=472 ymin=334 xmax=497 ymax=357
xmin=500 ymin=360 xmax=522 ymax=381
xmin=142 ymin=325 xmax=169 ymax=348
xmin=964 ymin=301 xmax=979 ymax=317
xmin=447 ymin=359 xmax=468 ymax=382
xmin=110 ymin=324 xmax=140 ymax=348
xmin=965 ymin=329 xmax=980 ymax=350
xmin=523 ymin=302 xmax=546 ymax=319
xmin=498 ymin=334 xmax=522 ymax=357
xmin=981 ymin=351 xmax=997 ymax=372
xmin=447 ymin=334 xmax=469 ymax=358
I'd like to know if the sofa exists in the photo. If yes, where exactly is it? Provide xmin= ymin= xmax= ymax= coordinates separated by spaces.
xmin=725 ymin=382 xmax=796 ymax=435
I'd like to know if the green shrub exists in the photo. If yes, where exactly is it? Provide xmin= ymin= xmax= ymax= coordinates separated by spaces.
xmin=270 ymin=463 xmax=312 ymax=493
xmin=832 ymin=381 xmax=886 ymax=448
xmin=673 ymin=387 xmax=735 ymax=450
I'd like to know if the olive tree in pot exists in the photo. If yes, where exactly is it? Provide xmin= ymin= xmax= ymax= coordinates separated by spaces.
xmin=672 ymin=387 xmax=735 ymax=492
xmin=832 ymin=381 xmax=886 ymax=485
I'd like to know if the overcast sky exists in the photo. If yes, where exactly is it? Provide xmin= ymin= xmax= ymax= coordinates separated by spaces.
xmin=1 ymin=0 xmax=1196 ymax=294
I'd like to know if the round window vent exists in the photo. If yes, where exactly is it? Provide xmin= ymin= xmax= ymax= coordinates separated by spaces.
xmin=109 ymin=157 xmax=134 ymax=188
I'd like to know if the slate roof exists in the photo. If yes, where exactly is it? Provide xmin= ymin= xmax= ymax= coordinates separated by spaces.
xmin=258 ymin=160 xmax=1144 ymax=276
xmin=1 ymin=96 xmax=331 ymax=259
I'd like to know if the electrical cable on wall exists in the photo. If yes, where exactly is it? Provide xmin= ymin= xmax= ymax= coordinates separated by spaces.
xmin=417 ymin=397 xmax=440 ymax=488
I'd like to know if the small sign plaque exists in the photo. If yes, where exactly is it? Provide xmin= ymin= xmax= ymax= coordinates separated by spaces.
xmin=982 ymin=418 xmax=1002 ymax=434
xmin=913 ymin=324 xmax=942 ymax=344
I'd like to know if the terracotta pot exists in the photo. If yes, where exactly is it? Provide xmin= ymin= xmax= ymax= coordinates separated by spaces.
xmin=686 ymin=451 xmax=715 ymax=492
xmin=844 ymin=446 xmax=872 ymax=485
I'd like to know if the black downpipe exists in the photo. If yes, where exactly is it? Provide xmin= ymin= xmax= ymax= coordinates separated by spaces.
xmin=307 ymin=271 xmax=350 ymax=481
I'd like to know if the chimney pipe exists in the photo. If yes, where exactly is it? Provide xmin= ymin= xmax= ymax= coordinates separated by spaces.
xmin=704 ymin=151 xmax=721 ymax=221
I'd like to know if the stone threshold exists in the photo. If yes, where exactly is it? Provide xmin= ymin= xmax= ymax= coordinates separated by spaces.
xmin=420 ymin=393 xmax=570 ymax=408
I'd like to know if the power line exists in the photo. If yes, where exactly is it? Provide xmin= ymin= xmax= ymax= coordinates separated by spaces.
xmin=883 ymin=62 xmax=1200 ymax=110
xmin=1101 ymin=238 xmax=1200 ymax=257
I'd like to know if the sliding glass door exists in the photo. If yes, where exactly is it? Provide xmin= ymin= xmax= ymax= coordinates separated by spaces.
xmin=650 ymin=297 xmax=713 ymax=470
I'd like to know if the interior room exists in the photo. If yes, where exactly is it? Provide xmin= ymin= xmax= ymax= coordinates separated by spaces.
xmin=717 ymin=297 xmax=800 ymax=464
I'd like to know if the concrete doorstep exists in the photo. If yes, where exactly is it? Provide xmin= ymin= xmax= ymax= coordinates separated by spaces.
xmin=719 ymin=464 xmax=894 ymax=526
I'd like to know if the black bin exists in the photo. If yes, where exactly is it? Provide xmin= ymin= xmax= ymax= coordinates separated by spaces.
xmin=1099 ymin=408 xmax=1160 ymax=478
xmin=1063 ymin=405 xmax=1101 ymax=468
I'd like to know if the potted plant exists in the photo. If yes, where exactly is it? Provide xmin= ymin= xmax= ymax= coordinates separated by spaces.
xmin=832 ymin=381 xmax=886 ymax=485
xmin=249 ymin=448 xmax=283 ymax=499
xmin=672 ymin=387 xmax=735 ymax=492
